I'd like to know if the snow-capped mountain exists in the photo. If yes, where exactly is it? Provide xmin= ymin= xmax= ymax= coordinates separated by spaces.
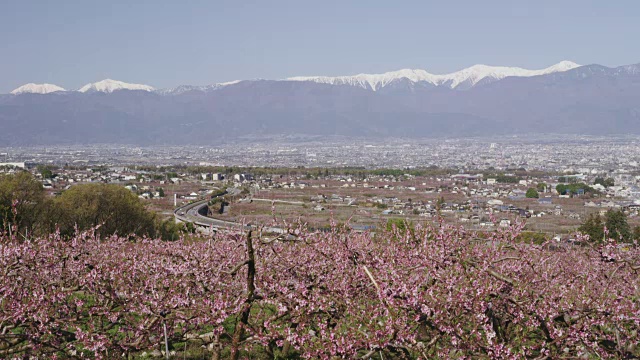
xmin=10 ymin=83 xmax=66 ymax=95
xmin=156 ymin=80 xmax=241 ymax=95
xmin=286 ymin=61 xmax=581 ymax=90
xmin=7 ymin=62 xmax=580 ymax=95
xmin=78 ymin=79 xmax=154 ymax=93
xmin=3 ymin=61 xmax=640 ymax=145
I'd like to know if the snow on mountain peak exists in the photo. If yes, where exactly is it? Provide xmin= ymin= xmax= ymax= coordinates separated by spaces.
xmin=155 ymin=80 xmax=242 ymax=95
xmin=9 ymin=61 xmax=582 ymax=95
xmin=543 ymin=60 xmax=581 ymax=72
xmin=287 ymin=69 xmax=436 ymax=91
xmin=218 ymin=80 xmax=241 ymax=86
xmin=78 ymin=79 xmax=154 ymax=93
xmin=11 ymin=83 xmax=66 ymax=95
xmin=286 ymin=61 xmax=581 ymax=90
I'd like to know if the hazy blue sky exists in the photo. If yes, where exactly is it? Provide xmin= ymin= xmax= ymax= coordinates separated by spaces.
xmin=1 ymin=0 xmax=639 ymax=92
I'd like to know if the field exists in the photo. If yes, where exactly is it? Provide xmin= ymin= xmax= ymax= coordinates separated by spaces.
xmin=177 ymin=176 xmax=638 ymax=238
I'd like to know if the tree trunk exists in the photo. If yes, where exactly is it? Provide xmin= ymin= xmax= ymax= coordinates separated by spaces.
xmin=230 ymin=231 xmax=255 ymax=360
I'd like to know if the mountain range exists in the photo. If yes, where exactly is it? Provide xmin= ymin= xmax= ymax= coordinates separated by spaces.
xmin=2 ymin=61 xmax=640 ymax=145
xmin=7 ymin=61 xmax=581 ymax=95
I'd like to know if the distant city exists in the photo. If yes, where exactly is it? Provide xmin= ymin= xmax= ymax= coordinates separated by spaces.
xmin=2 ymin=135 xmax=640 ymax=173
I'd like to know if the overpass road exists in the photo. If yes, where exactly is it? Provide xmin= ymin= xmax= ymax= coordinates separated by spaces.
xmin=173 ymin=187 xmax=371 ymax=235
xmin=173 ymin=189 xmax=285 ymax=234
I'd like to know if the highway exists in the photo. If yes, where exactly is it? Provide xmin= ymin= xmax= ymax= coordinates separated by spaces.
xmin=173 ymin=189 xmax=285 ymax=234
xmin=174 ymin=188 xmax=372 ymax=234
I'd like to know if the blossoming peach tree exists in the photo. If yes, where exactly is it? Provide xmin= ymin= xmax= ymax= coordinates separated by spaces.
xmin=1 ymin=218 xmax=639 ymax=359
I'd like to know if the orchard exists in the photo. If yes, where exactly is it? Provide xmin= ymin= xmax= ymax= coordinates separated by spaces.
xmin=1 ymin=217 xmax=639 ymax=359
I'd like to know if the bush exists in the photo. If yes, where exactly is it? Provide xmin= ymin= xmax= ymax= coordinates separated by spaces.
xmin=495 ymin=175 xmax=520 ymax=183
xmin=515 ymin=231 xmax=547 ymax=244
xmin=0 ymin=171 xmax=48 ymax=234
xmin=51 ymin=183 xmax=157 ymax=238
xmin=594 ymin=177 xmax=615 ymax=187
xmin=385 ymin=217 xmax=414 ymax=232
xmin=525 ymin=188 xmax=539 ymax=198
xmin=156 ymin=218 xmax=187 ymax=241
xmin=579 ymin=209 xmax=631 ymax=243
xmin=556 ymin=182 xmax=596 ymax=196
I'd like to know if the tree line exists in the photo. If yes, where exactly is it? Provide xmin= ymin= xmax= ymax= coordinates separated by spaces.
xmin=578 ymin=209 xmax=638 ymax=243
xmin=0 ymin=172 xmax=187 ymax=240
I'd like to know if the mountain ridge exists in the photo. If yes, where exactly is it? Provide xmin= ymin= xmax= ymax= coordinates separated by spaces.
xmin=8 ymin=61 xmax=580 ymax=95
xmin=286 ymin=61 xmax=581 ymax=90
xmin=3 ymin=61 xmax=640 ymax=145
